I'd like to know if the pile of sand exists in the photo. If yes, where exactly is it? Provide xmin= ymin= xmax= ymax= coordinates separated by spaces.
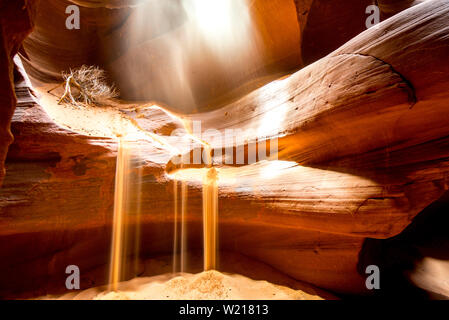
xmin=52 ymin=271 xmax=323 ymax=300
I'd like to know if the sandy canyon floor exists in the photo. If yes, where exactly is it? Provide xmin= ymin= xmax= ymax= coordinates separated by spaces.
xmin=41 ymin=271 xmax=324 ymax=300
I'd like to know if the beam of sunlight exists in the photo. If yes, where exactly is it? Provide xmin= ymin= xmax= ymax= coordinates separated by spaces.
xmin=114 ymin=0 xmax=263 ymax=112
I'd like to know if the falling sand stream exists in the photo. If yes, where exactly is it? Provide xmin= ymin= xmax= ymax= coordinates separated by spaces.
xmin=110 ymin=136 xmax=219 ymax=290
xmin=109 ymin=139 xmax=143 ymax=291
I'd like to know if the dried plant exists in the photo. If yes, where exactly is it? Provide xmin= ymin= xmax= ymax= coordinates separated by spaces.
xmin=57 ymin=65 xmax=119 ymax=107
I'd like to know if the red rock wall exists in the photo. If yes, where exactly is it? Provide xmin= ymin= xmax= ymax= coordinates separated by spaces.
xmin=0 ymin=0 xmax=38 ymax=185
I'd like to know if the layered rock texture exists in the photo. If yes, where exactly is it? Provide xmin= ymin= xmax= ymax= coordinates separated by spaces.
xmin=0 ymin=0 xmax=37 ymax=185
xmin=1 ymin=0 xmax=449 ymax=299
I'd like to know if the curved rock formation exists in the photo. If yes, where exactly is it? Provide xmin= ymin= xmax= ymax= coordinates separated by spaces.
xmin=377 ymin=0 xmax=426 ymax=20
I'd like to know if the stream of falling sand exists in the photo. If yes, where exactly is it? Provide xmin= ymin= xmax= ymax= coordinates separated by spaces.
xmin=110 ymin=136 xmax=218 ymax=291
xmin=173 ymin=146 xmax=218 ymax=272
xmin=173 ymin=176 xmax=188 ymax=273
xmin=109 ymin=139 xmax=127 ymax=290
xmin=109 ymin=139 xmax=143 ymax=291
xmin=202 ymin=165 xmax=218 ymax=270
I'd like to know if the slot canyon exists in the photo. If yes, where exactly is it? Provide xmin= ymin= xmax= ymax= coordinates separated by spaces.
xmin=0 ymin=0 xmax=449 ymax=300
